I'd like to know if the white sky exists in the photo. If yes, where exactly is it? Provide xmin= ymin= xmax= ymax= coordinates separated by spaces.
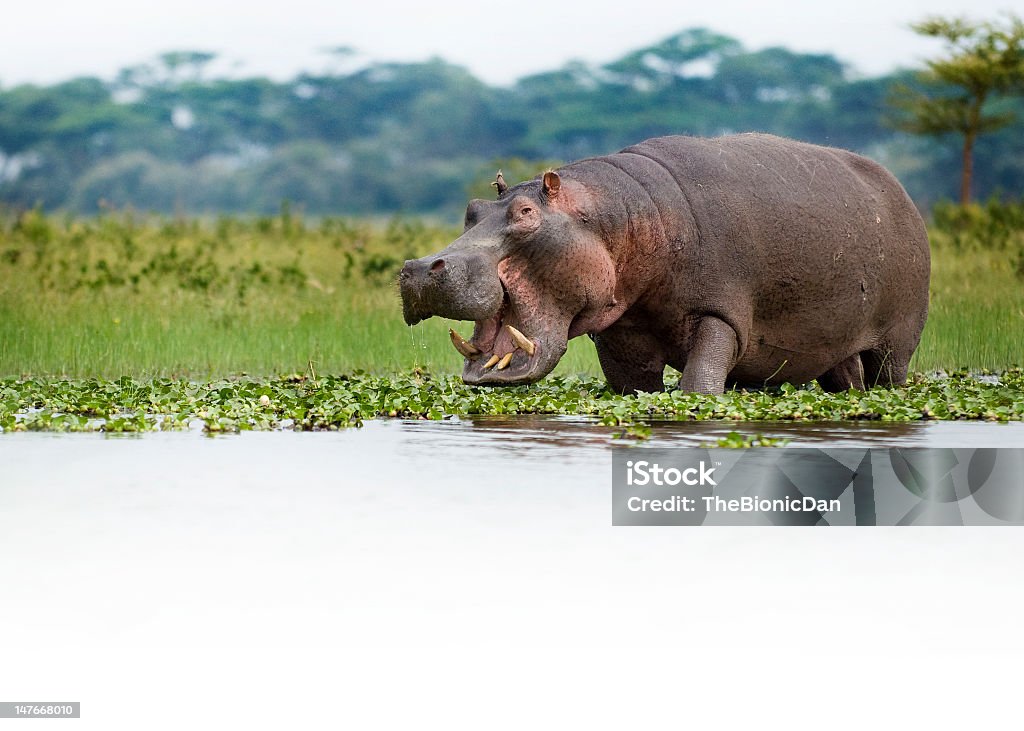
xmin=0 ymin=0 xmax=1019 ymax=87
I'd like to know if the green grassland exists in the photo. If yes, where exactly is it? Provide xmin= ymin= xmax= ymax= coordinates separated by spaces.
xmin=1 ymin=206 xmax=1021 ymax=378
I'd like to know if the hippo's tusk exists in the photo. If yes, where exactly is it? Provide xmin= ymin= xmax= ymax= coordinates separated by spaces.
xmin=449 ymin=328 xmax=480 ymax=359
xmin=495 ymin=352 xmax=514 ymax=370
xmin=505 ymin=325 xmax=535 ymax=356
xmin=482 ymin=354 xmax=501 ymax=369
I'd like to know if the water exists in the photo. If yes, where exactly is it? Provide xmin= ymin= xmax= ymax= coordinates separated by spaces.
xmin=2 ymin=418 xmax=1023 ymax=727
xmin=402 ymin=414 xmax=1024 ymax=450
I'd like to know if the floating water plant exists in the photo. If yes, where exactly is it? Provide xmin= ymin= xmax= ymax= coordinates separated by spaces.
xmin=1 ymin=370 xmax=1020 ymax=434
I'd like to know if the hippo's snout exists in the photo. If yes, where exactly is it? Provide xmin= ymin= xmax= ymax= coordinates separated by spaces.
xmin=399 ymin=251 xmax=504 ymax=326
xmin=398 ymin=256 xmax=440 ymax=325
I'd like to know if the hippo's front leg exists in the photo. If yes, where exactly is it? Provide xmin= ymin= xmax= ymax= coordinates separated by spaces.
xmin=678 ymin=316 xmax=739 ymax=395
xmin=593 ymin=324 xmax=666 ymax=394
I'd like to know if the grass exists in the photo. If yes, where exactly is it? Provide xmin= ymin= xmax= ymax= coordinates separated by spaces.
xmin=914 ymin=241 xmax=1024 ymax=369
xmin=0 ymin=210 xmax=602 ymax=377
xmin=0 ymin=206 xmax=1021 ymax=379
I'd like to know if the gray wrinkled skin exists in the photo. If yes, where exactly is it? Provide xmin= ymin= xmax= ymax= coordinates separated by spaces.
xmin=399 ymin=133 xmax=931 ymax=395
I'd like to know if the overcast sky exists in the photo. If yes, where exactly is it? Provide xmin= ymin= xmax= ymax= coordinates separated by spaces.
xmin=0 ymin=0 xmax=1018 ymax=87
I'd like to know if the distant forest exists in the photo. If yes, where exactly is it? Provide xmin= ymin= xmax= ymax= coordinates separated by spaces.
xmin=1 ymin=28 xmax=1022 ymax=217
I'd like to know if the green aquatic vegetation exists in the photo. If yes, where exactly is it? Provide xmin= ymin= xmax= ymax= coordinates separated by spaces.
xmin=1 ymin=370 xmax=1021 ymax=434
xmin=705 ymin=431 xmax=791 ymax=448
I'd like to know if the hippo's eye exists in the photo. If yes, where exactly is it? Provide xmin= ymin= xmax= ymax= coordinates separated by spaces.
xmin=507 ymin=198 xmax=540 ymax=231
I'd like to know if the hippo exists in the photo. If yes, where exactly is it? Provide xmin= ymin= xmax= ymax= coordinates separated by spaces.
xmin=399 ymin=133 xmax=930 ymax=394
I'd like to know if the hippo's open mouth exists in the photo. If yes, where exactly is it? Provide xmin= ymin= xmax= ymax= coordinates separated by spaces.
xmin=449 ymin=280 xmax=564 ymax=386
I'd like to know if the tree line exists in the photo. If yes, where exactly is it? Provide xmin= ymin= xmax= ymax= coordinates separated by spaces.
xmin=1 ymin=24 xmax=1022 ymax=217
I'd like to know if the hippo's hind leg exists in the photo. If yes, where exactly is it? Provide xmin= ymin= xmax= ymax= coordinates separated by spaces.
xmin=861 ymin=346 xmax=910 ymax=387
xmin=860 ymin=320 xmax=921 ymax=388
xmin=818 ymin=353 xmax=866 ymax=392
xmin=677 ymin=316 xmax=739 ymax=395
xmin=593 ymin=326 xmax=666 ymax=394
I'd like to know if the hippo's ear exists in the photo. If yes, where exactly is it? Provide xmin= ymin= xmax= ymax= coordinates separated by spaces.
xmin=491 ymin=169 xmax=508 ymax=198
xmin=542 ymin=170 xmax=561 ymax=199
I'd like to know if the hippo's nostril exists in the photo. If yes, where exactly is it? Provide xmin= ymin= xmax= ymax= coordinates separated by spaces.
xmin=430 ymin=259 xmax=446 ymax=273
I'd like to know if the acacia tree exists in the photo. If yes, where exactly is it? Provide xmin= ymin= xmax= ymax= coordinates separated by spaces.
xmin=890 ymin=15 xmax=1024 ymax=203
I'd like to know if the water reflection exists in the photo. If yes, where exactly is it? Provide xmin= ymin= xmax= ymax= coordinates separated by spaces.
xmin=395 ymin=415 xmax=1024 ymax=452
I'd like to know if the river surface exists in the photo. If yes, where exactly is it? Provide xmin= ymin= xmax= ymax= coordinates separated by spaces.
xmin=1 ymin=417 xmax=1022 ymax=728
